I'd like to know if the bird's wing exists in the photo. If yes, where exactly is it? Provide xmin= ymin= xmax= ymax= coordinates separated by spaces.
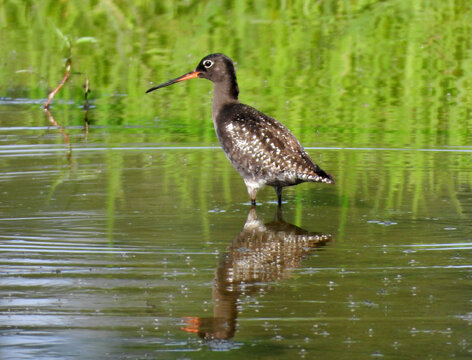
xmin=216 ymin=104 xmax=333 ymax=183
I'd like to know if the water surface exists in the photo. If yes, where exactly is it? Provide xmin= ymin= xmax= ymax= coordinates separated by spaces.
xmin=1 ymin=1 xmax=472 ymax=359
xmin=1 ymin=103 xmax=471 ymax=359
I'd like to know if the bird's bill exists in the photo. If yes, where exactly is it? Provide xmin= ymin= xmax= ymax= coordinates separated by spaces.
xmin=146 ymin=71 xmax=201 ymax=93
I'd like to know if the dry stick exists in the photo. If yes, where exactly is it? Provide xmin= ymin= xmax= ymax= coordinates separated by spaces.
xmin=44 ymin=58 xmax=72 ymax=109
xmin=83 ymin=77 xmax=91 ymax=138
xmin=83 ymin=77 xmax=90 ymax=110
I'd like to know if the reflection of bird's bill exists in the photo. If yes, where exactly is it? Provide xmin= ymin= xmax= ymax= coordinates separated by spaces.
xmin=181 ymin=316 xmax=200 ymax=333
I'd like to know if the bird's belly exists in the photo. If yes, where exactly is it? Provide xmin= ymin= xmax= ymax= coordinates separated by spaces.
xmin=228 ymin=153 xmax=300 ymax=187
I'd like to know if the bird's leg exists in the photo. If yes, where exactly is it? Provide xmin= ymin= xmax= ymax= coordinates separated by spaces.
xmin=275 ymin=186 xmax=282 ymax=207
xmin=246 ymin=183 xmax=259 ymax=206
xmin=274 ymin=205 xmax=283 ymax=221
xmin=250 ymin=190 xmax=257 ymax=206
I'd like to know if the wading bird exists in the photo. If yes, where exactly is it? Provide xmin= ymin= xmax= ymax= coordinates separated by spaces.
xmin=147 ymin=53 xmax=334 ymax=206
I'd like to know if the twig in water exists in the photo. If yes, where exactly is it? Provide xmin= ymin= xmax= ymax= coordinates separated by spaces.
xmin=44 ymin=58 xmax=72 ymax=109
xmin=83 ymin=77 xmax=90 ymax=110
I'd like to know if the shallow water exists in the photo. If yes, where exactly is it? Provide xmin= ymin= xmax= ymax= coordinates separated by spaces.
xmin=1 ymin=102 xmax=471 ymax=359
xmin=2 ymin=1 xmax=472 ymax=358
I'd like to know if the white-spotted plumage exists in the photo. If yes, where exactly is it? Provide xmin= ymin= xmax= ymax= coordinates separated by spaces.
xmin=215 ymin=103 xmax=334 ymax=203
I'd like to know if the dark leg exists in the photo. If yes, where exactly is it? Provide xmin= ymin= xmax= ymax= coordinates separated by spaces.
xmin=275 ymin=186 xmax=282 ymax=207
xmin=249 ymin=188 xmax=257 ymax=206
xmin=274 ymin=205 xmax=283 ymax=221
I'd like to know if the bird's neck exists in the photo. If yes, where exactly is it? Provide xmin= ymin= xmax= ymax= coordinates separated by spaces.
xmin=211 ymin=80 xmax=239 ymax=122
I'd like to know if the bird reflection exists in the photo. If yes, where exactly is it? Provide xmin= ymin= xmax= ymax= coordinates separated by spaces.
xmin=183 ymin=207 xmax=332 ymax=342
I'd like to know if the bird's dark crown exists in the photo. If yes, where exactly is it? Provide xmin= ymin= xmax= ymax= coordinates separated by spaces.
xmin=196 ymin=53 xmax=239 ymax=99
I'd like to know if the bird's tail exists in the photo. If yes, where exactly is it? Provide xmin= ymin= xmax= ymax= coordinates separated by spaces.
xmin=310 ymin=166 xmax=335 ymax=184
xmin=318 ymin=168 xmax=335 ymax=184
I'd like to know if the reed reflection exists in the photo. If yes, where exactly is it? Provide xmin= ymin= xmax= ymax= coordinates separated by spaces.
xmin=183 ymin=207 xmax=332 ymax=341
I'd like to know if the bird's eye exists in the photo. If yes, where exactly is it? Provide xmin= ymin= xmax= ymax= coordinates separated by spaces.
xmin=203 ymin=60 xmax=214 ymax=68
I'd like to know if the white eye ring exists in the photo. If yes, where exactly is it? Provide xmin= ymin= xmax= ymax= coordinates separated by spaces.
xmin=203 ymin=60 xmax=214 ymax=68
